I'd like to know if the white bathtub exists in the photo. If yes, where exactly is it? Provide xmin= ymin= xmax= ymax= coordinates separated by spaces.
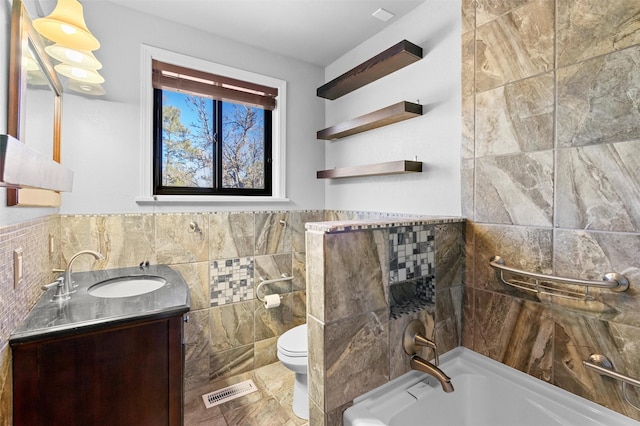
xmin=344 ymin=347 xmax=639 ymax=426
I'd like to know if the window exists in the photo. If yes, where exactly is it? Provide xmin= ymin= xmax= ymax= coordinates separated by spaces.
xmin=138 ymin=46 xmax=287 ymax=203
xmin=153 ymin=60 xmax=275 ymax=196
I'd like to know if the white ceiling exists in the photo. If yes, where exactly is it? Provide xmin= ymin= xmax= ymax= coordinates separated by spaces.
xmin=96 ymin=0 xmax=426 ymax=67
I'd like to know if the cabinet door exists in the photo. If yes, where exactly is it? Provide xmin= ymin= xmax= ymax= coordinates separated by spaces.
xmin=13 ymin=316 xmax=183 ymax=426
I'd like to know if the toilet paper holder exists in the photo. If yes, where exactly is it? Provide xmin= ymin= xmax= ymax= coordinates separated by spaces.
xmin=256 ymin=273 xmax=294 ymax=302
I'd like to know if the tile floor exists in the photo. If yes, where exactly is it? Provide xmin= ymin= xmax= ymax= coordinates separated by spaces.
xmin=184 ymin=361 xmax=308 ymax=426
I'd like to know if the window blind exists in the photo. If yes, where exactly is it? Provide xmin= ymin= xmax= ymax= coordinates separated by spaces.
xmin=152 ymin=59 xmax=277 ymax=110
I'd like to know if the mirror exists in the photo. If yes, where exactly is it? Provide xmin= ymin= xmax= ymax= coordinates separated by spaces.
xmin=4 ymin=0 xmax=70 ymax=206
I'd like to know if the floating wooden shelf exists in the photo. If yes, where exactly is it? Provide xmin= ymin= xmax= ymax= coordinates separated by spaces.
xmin=317 ymin=40 xmax=423 ymax=100
xmin=317 ymin=101 xmax=422 ymax=140
xmin=317 ymin=160 xmax=422 ymax=179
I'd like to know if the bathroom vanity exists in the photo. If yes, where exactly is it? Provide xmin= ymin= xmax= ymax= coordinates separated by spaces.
xmin=10 ymin=265 xmax=190 ymax=426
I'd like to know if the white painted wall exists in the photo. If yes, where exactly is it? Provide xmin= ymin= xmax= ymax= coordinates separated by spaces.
xmin=53 ymin=2 xmax=326 ymax=214
xmin=2 ymin=0 xmax=462 ymax=222
xmin=322 ymin=0 xmax=461 ymax=215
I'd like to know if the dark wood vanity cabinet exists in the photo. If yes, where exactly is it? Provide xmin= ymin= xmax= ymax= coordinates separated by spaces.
xmin=11 ymin=315 xmax=184 ymax=426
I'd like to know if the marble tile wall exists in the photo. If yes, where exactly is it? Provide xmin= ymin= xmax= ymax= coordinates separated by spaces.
xmin=463 ymin=0 xmax=640 ymax=421
xmin=57 ymin=210 xmax=322 ymax=393
xmin=306 ymin=220 xmax=464 ymax=424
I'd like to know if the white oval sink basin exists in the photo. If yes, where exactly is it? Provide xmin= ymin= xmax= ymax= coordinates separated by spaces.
xmin=88 ymin=276 xmax=166 ymax=298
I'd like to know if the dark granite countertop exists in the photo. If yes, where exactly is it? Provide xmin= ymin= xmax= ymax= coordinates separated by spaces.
xmin=10 ymin=264 xmax=190 ymax=344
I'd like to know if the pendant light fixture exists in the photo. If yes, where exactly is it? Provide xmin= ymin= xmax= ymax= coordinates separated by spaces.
xmin=45 ymin=44 xmax=102 ymax=70
xmin=54 ymin=63 xmax=104 ymax=84
xmin=33 ymin=0 xmax=100 ymax=51
xmin=67 ymin=80 xmax=105 ymax=96
xmin=33 ymin=0 xmax=105 ymax=95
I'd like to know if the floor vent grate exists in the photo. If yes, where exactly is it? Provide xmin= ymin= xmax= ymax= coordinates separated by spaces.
xmin=201 ymin=379 xmax=258 ymax=408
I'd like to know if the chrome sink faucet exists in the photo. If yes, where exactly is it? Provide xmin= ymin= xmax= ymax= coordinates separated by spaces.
xmin=62 ymin=250 xmax=105 ymax=297
xmin=403 ymin=320 xmax=454 ymax=393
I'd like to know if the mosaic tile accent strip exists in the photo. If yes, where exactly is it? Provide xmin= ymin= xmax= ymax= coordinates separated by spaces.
xmin=304 ymin=216 xmax=464 ymax=233
xmin=389 ymin=225 xmax=435 ymax=283
xmin=210 ymin=257 xmax=254 ymax=306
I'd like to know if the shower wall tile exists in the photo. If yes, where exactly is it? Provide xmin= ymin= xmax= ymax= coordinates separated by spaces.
xmin=436 ymin=286 xmax=463 ymax=354
xmin=475 ymin=0 xmax=554 ymax=92
xmin=155 ymin=213 xmax=208 ymax=264
xmin=473 ymin=289 xmax=553 ymax=381
xmin=462 ymin=31 xmax=475 ymax=99
xmin=554 ymin=229 xmax=640 ymax=327
xmin=325 ymin=309 xmax=389 ymax=412
xmin=464 ymin=0 xmax=640 ymax=419
xmin=461 ymin=159 xmax=474 ymax=219
xmin=461 ymin=95 xmax=475 ymax=159
xmin=475 ymin=151 xmax=553 ymax=227
xmin=435 ymin=223 xmax=464 ymax=290
xmin=389 ymin=309 xmax=435 ymax=380
xmin=554 ymin=311 xmax=640 ymax=421
xmin=557 ymin=46 xmax=640 ymax=148
xmin=323 ymin=230 xmax=387 ymax=323
xmin=556 ymin=140 xmax=640 ymax=232
xmin=475 ymin=0 xmax=529 ymax=27
xmin=255 ymin=212 xmax=291 ymax=255
xmin=475 ymin=72 xmax=554 ymax=157
xmin=472 ymin=223 xmax=553 ymax=296
xmin=462 ymin=286 xmax=474 ymax=349
xmin=209 ymin=212 xmax=254 ymax=259
xmin=557 ymin=0 xmax=640 ymax=68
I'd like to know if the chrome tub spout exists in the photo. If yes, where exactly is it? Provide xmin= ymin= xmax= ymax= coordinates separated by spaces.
xmin=410 ymin=355 xmax=454 ymax=393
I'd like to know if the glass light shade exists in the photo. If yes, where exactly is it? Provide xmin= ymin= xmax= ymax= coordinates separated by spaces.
xmin=55 ymin=63 xmax=104 ymax=84
xmin=67 ymin=80 xmax=105 ymax=96
xmin=33 ymin=0 xmax=100 ymax=51
xmin=45 ymin=44 xmax=102 ymax=70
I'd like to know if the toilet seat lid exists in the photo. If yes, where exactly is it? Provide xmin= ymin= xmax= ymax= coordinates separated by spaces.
xmin=278 ymin=324 xmax=307 ymax=356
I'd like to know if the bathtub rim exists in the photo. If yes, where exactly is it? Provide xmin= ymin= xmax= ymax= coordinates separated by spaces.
xmin=344 ymin=346 xmax=640 ymax=426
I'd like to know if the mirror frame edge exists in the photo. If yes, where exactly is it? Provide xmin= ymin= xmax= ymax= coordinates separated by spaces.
xmin=7 ymin=0 xmax=64 ymax=207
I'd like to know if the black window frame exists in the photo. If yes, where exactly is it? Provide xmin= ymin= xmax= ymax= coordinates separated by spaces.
xmin=152 ymin=88 xmax=273 ymax=197
xmin=151 ymin=58 xmax=276 ymax=197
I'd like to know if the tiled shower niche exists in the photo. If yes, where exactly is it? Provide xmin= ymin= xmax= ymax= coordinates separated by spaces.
xmin=389 ymin=225 xmax=436 ymax=319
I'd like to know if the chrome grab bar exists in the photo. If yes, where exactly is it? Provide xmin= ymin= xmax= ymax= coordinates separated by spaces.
xmin=256 ymin=274 xmax=293 ymax=302
xmin=489 ymin=256 xmax=629 ymax=301
xmin=583 ymin=354 xmax=640 ymax=411
xmin=583 ymin=354 xmax=640 ymax=388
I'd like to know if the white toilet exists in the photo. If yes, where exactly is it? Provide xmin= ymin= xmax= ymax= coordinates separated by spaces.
xmin=277 ymin=323 xmax=308 ymax=419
